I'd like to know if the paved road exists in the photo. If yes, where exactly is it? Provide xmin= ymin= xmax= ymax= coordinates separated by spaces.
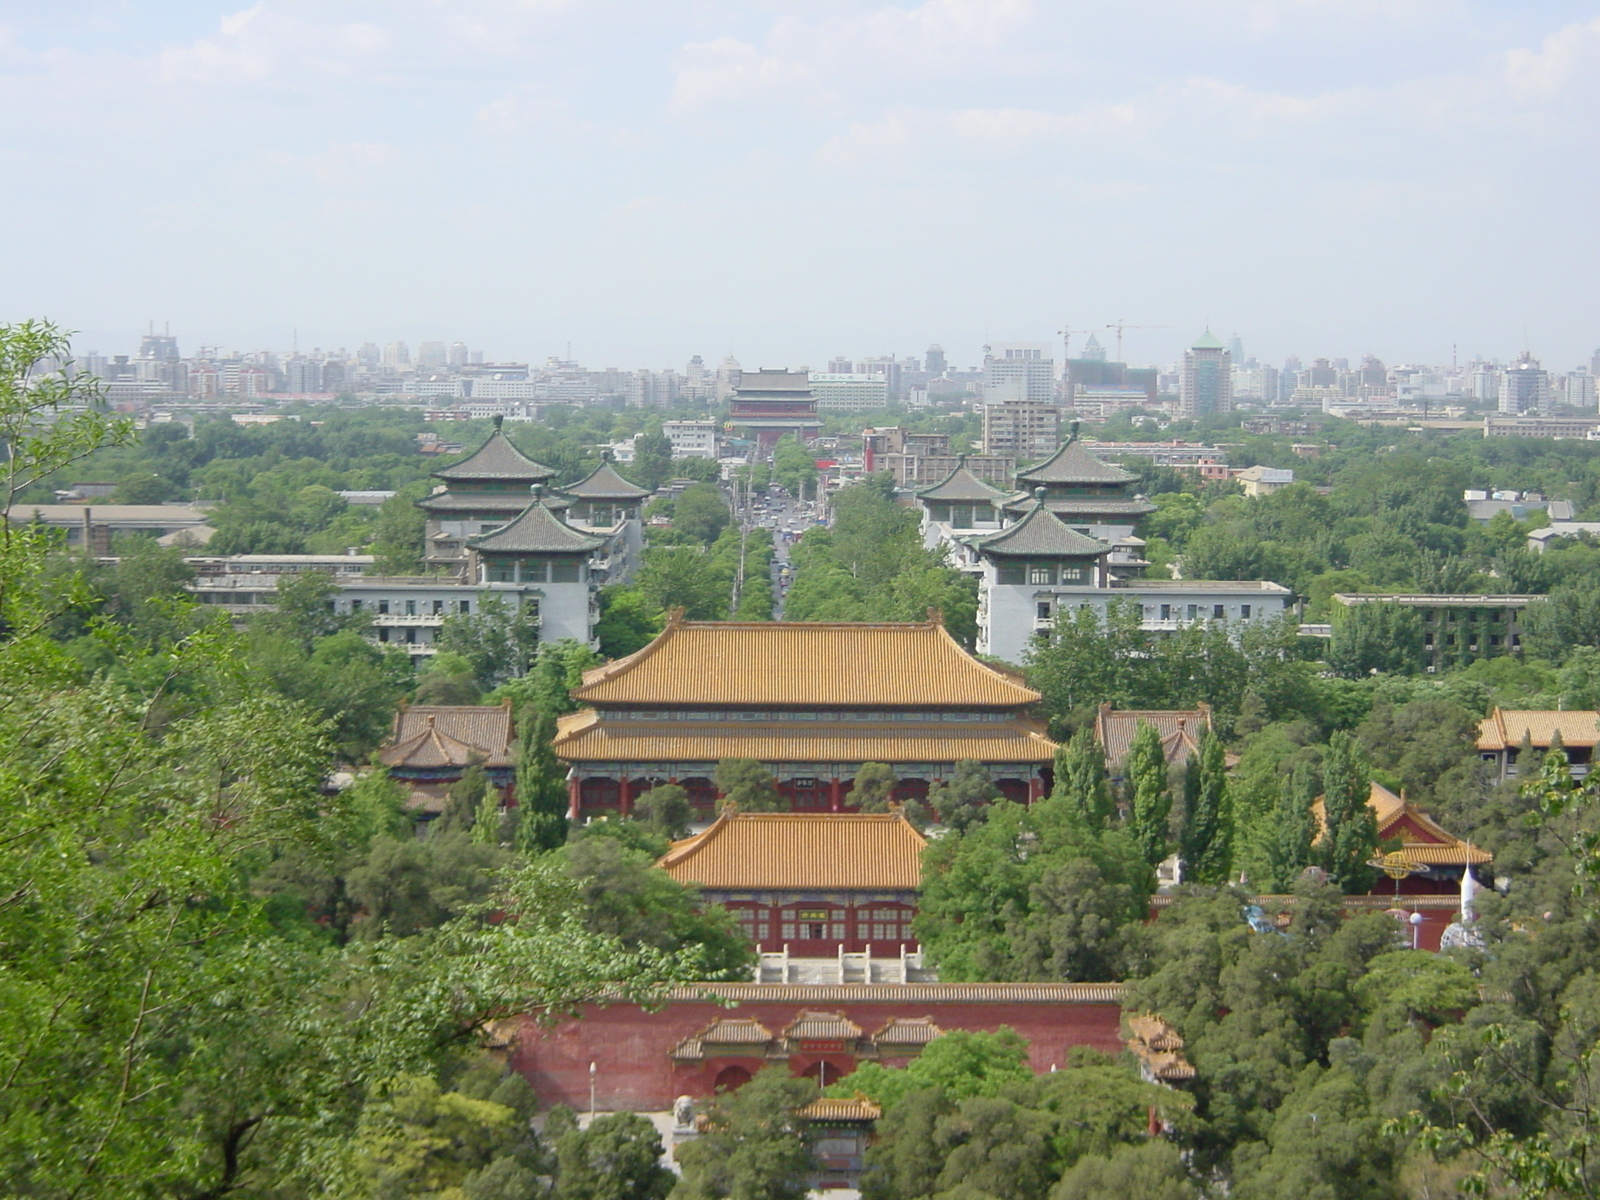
xmin=735 ymin=487 xmax=813 ymax=619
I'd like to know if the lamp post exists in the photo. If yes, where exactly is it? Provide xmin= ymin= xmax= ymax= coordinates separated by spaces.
xmin=589 ymin=1061 xmax=596 ymax=1123
xmin=1409 ymin=910 xmax=1424 ymax=950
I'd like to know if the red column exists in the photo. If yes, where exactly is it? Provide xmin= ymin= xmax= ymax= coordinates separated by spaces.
xmin=619 ymin=777 xmax=632 ymax=818
xmin=829 ymin=778 xmax=842 ymax=812
xmin=1028 ymin=774 xmax=1044 ymax=805
xmin=567 ymin=775 xmax=581 ymax=821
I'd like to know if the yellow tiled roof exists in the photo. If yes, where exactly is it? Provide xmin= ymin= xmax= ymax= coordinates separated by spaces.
xmin=799 ymin=1098 xmax=882 ymax=1122
xmin=873 ymin=1017 xmax=943 ymax=1045
xmin=1312 ymin=782 xmax=1492 ymax=866
xmin=573 ymin=617 xmax=1041 ymax=708
xmin=553 ymin=709 xmax=1056 ymax=765
xmin=1477 ymin=708 xmax=1600 ymax=751
xmin=659 ymin=811 xmax=927 ymax=890
xmin=783 ymin=1011 xmax=864 ymax=1041
xmin=697 ymin=1017 xmax=773 ymax=1044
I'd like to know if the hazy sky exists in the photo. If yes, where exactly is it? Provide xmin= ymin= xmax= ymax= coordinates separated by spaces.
xmin=4 ymin=1 xmax=1597 ymax=371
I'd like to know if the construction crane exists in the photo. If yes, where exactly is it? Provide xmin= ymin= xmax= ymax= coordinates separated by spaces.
xmin=1105 ymin=320 xmax=1171 ymax=364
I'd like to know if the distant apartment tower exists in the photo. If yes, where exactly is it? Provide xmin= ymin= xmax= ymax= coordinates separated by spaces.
xmin=714 ymin=355 xmax=742 ymax=401
xmin=383 ymin=342 xmax=410 ymax=368
xmin=925 ymin=344 xmax=948 ymax=375
xmin=1500 ymin=352 xmax=1551 ymax=415
xmin=1179 ymin=331 xmax=1233 ymax=418
xmin=285 ymin=357 xmax=323 ymax=393
xmin=810 ymin=373 xmax=890 ymax=413
xmin=418 ymin=341 xmax=448 ymax=368
xmin=982 ymin=400 xmax=1061 ymax=461
xmin=984 ymin=342 xmax=1055 ymax=403
xmin=1564 ymin=368 xmax=1598 ymax=409
xmin=448 ymin=342 xmax=470 ymax=367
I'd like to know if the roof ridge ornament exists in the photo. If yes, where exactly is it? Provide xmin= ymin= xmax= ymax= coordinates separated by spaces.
xmin=493 ymin=413 xmax=504 ymax=430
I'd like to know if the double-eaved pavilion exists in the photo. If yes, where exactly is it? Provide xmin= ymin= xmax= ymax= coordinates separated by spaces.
xmin=552 ymin=614 xmax=1058 ymax=818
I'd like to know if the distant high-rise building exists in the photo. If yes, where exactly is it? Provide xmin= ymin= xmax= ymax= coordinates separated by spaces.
xmin=383 ymin=341 xmax=410 ymax=368
xmin=983 ymin=342 xmax=1055 ymax=403
xmin=715 ymin=355 xmax=742 ymax=401
xmin=982 ymin=400 xmax=1060 ymax=460
xmin=137 ymin=332 xmax=180 ymax=361
xmin=449 ymin=341 xmax=469 ymax=367
xmin=925 ymin=344 xmax=947 ymax=375
xmin=1473 ymin=363 xmax=1500 ymax=403
xmin=1562 ymin=368 xmax=1597 ymax=410
xmin=418 ymin=341 xmax=447 ymax=368
xmin=285 ymin=357 xmax=322 ymax=393
xmin=1500 ymin=352 xmax=1550 ymax=414
xmin=358 ymin=342 xmax=380 ymax=368
xmin=1226 ymin=334 xmax=1244 ymax=362
xmin=1079 ymin=334 xmax=1107 ymax=362
xmin=827 ymin=356 xmax=854 ymax=374
xmin=1179 ymin=331 xmax=1232 ymax=418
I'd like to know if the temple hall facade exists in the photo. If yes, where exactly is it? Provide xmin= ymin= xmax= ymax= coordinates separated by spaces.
xmin=552 ymin=615 xmax=1058 ymax=820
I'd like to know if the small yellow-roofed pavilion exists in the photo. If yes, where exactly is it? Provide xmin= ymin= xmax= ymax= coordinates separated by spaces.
xmin=555 ymin=614 xmax=1057 ymax=820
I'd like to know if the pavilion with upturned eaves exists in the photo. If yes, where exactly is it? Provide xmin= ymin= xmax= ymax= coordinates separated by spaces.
xmin=417 ymin=418 xmax=560 ymax=565
xmin=552 ymin=614 xmax=1058 ymax=818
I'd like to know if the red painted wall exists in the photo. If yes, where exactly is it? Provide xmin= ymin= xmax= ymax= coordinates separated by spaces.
xmin=510 ymin=999 xmax=1125 ymax=1111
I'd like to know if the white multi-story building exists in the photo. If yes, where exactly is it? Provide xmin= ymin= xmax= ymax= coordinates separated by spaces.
xmin=664 ymin=420 xmax=720 ymax=459
xmin=914 ymin=437 xmax=1291 ymax=664
xmin=1501 ymin=353 xmax=1552 ymax=414
xmin=1562 ymin=368 xmax=1597 ymax=409
xmin=983 ymin=343 xmax=1055 ymax=404
xmin=809 ymin=373 xmax=891 ymax=412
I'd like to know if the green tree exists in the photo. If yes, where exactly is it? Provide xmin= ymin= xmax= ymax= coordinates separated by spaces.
xmin=562 ymin=835 xmax=754 ymax=979
xmin=595 ymin=586 xmax=666 ymax=658
xmin=850 ymin=762 xmax=898 ymax=810
xmin=926 ymin=759 xmax=1002 ymax=832
xmin=515 ymin=706 xmax=570 ymax=854
xmin=714 ymin=758 xmax=786 ymax=812
xmin=1265 ymin=762 xmax=1319 ymax=892
xmin=437 ymin=594 xmax=542 ymax=689
xmin=553 ymin=1111 xmax=675 ymax=1200
xmin=634 ymin=783 xmax=693 ymax=839
xmin=673 ymin=482 xmax=731 ymax=544
xmin=770 ymin=435 xmax=818 ymax=495
xmin=1052 ymin=726 xmax=1114 ymax=826
xmin=637 ymin=548 xmax=728 ymax=620
xmin=672 ymin=1066 xmax=817 ymax=1200
xmin=414 ymin=650 xmax=484 ymax=705
xmin=1125 ymin=722 xmax=1173 ymax=867
xmin=1318 ymin=731 xmax=1378 ymax=893
xmin=1327 ymin=601 xmax=1425 ymax=679
xmin=1053 ymin=1140 xmax=1199 ymax=1200
xmin=630 ymin=427 xmax=674 ymax=493
xmin=1179 ymin=732 xmax=1232 ymax=885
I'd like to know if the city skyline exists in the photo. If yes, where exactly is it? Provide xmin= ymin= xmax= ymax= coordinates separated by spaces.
xmin=5 ymin=2 xmax=1599 ymax=368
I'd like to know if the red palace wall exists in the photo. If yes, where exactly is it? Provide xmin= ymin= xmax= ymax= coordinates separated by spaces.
xmin=508 ymin=990 xmax=1125 ymax=1112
